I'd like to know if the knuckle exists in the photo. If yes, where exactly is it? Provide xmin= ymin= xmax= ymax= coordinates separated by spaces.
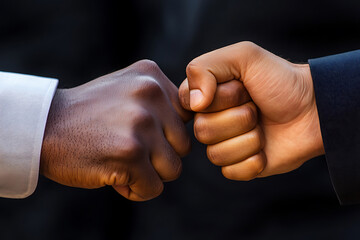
xmin=241 ymin=104 xmax=258 ymax=126
xmin=174 ymin=160 xmax=183 ymax=178
xmin=105 ymin=171 xmax=130 ymax=186
xmin=169 ymin=160 xmax=183 ymax=181
xmin=223 ymin=84 xmax=241 ymax=103
xmin=221 ymin=153 xmax=266 ymax=181
xmin=193 ymin=115 xmax=210 ymax=144
xmin=221 ymin=166 xmax=237 ymax=180
xmin=161 ymin=147 xmax=183 ymax=181
xmin=249 ymin=127 xmax=263 ymax=151
xmin=178 ymin=81 xmax=191 ymax=110
xmin=216 ymin=81 xmax=249 ymax=109
xmin=131 ymin=107 xmax=156 ymax=129
xmin=143 ymin=78 xmax=164 ymax=95
xmin=133 ymin=77 xmax=164 ymax=99
xmin=136 ymin=59 xmax=160 ymax=72
xmin=248 ymin=154 xmax=266 ymax=177
xmin=217 ymin=83 xmax=239 ymax=107
xmin=177 ymin=133 xmax=192 ymax=157
xmin=240 ymin=41 xmax=259 ymax=52
xmin=115 ymin=171 xmax=131 ymax=185
xmin=206 ymin=145 xmax=222 ymax=166
xmin=152 ymin=182 xmax=164 ymax=198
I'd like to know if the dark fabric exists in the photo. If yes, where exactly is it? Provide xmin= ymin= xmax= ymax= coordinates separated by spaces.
xmin=309 ymin=51 xmax=360 ymax=205
xmin=1 ymin=0 xmax=360 ymax=240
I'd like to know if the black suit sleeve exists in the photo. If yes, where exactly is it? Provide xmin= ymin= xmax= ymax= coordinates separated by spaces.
xmin=309 ymin=50 xmax=360 ymax=205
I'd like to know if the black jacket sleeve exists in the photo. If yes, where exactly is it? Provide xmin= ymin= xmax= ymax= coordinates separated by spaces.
xmin=309 ymin=50 xmax=360 ymax=205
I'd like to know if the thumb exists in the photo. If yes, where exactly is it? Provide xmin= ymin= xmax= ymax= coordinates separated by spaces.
xmin=185 ymin=61 xmax=217 ymax=111
xmin=185 ymin=42 xmax=260 ymax=111
xmin=186 ymin=61 xmax=217 ymax=112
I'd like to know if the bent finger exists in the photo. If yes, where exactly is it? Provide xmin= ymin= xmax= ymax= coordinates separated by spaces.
xmin=179 ymin=79 xmax=251 ymax=112
xmin=207 ymin=126 xmax=264 ymax=166
xmin=160 ymin=106 xmax=191 ymax=157
xmin=151 ymin=135 xmax=182 ymax=182
xmin=113 ymin=161 xmax=163 ymax=201
xmin=221 ymin=151 xmax=267 ymax=181
xmin=194 ymin=102 xmax=258 ymax=144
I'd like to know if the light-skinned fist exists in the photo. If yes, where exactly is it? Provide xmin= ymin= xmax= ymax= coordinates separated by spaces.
xmin=179 ymin=42 xmax=325 ymax=180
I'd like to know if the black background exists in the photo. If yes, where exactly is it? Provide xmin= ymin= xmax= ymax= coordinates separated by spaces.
xmin=1 ymin=0 xmax=360 ymax=239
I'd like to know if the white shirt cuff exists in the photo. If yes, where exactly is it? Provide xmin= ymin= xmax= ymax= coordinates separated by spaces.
xmin=0 ymin=72 xmax=58 ymax=198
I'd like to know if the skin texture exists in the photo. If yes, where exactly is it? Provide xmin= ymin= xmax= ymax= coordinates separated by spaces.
xmin=179 ymin=41 xmax=325 ymax=181
xmin=41 ymin=60 xmax=192 ymax=201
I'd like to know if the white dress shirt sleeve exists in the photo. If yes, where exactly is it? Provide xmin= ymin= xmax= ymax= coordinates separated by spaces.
xmin=0 ymin=71 xmax=58 ymax=198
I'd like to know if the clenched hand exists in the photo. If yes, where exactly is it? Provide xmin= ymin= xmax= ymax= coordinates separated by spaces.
xmin=41 ymin=60 xmax=192 ymax=201
xmin=179 ymin=42 xmax=324 ymax=180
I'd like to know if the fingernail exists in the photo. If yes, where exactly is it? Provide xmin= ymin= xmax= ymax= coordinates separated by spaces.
xmin=190 ymin=89 xmax=203 ymax=110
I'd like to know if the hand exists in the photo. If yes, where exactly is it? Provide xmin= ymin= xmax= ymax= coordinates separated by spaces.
xmin=179 ymin=42 xmax=324 ymax=180
xmin=41 ymin=60 xmax=192 ymax=201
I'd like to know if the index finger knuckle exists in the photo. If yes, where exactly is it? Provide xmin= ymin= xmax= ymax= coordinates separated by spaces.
xmin=130 ymin=107 xmax=156 ymax=130
xmin=193 ymin=114 xmax=211 ymax=144
xmin=135 ymin=59 xmax=161 ymax=73
xmin=132 ymin=77 xmax=165 ymax=100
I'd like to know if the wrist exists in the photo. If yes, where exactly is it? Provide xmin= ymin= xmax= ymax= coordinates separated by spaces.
xmin=40 ymin=89 xmax=67 ymax=176
xmin=298 ymin=64 xmax=325 ymax=159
